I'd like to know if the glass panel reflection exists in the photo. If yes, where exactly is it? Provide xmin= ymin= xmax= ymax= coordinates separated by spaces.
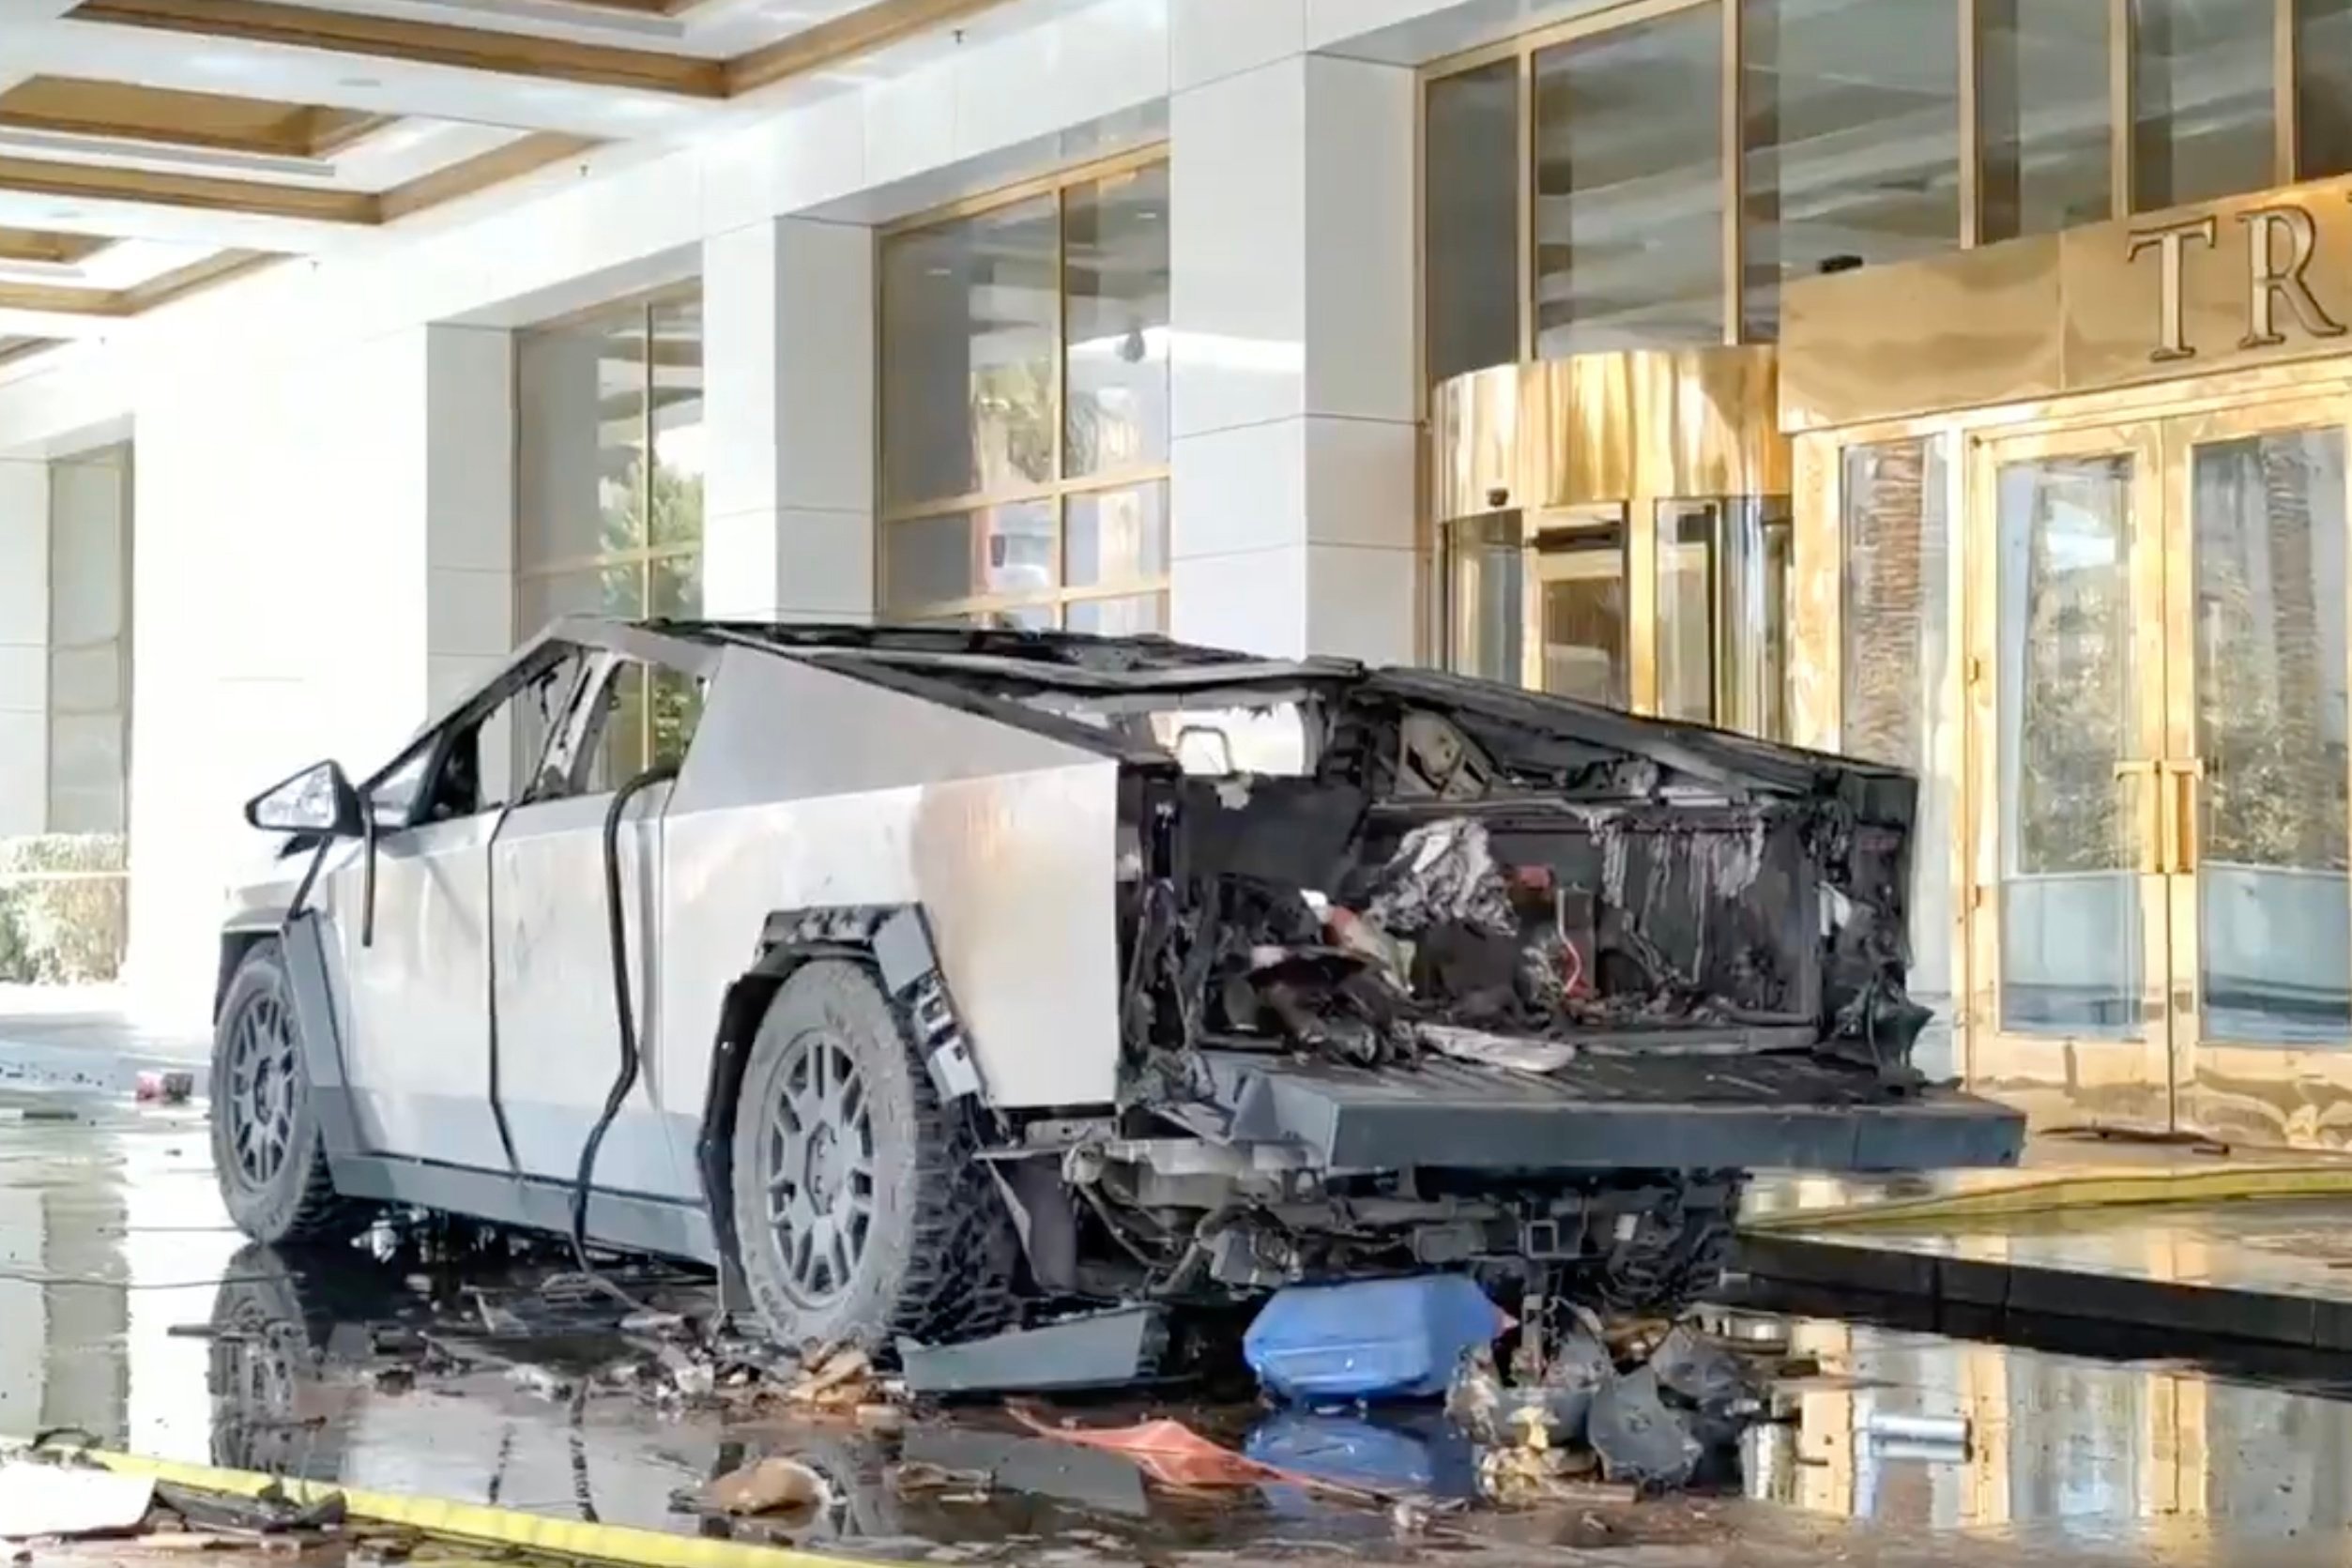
xmin=1064 ymin=164 xmax=1169 ymax=478
xmin=2191 ymin=429 xmax=2352 ymax=1043
xmin=1533 ymin=510 xmax=1628 ymax=706
xmin=1978 ymin=0 xmax=2112 ymax=240
xmin=1426 ymin=60 xmax=1522 ymax=381
xmin=1995 ymin=453 xmax=2143 ymax=1035
xmin=1533 ymin=8 xmax=1722 ymax=355
xmin=2298 ymin=0 xmax=2352 ymax=179
xmin=1446 ymin=513 xmax=1524 ymax=685
xmin=1657 ymin=501 xmax=1716 ymax=723
xmin=1067 ymin=482 xmax=1168 ymax=588
xmin=2131 ymin=0 xmax=2275 ymax=211
xmin=1068 ymin=593 xmax=1168 ymax=635
xmin=1742 ymin=0 xmax=1960 ymax=340
xmin=880 ymin=193 xmax=1059 ymax=508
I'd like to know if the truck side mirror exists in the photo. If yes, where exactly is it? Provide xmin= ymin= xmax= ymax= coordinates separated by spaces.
xmin=245 ymin=761 xmax=362 ymax=838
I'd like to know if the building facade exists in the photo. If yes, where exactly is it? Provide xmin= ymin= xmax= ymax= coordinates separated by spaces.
xmin=0 ymin=0 xmax=2346 ymax=1149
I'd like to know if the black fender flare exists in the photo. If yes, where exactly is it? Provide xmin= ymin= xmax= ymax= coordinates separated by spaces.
xmin=695 ymin=904 xmax=984 ymax=1312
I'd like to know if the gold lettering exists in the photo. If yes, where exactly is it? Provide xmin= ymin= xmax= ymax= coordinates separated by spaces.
xmin=2239 ymin=204 xmax=2347 ymax=348
xmin=2128 ymin=214 xmax=2219 ymax=361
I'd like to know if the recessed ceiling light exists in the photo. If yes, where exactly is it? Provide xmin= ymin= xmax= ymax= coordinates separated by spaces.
xmin=339 ymin=75 xmax=382 ymax=89
xmin=47 ymin=208 xmax=81 ymax=221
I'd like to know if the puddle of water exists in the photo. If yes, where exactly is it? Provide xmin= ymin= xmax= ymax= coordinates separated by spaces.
xmin=10 ymin=1091 xmax=2352 ymax=1564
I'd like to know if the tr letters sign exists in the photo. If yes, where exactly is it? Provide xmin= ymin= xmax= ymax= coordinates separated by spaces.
xmin=2130 ymin=201 xmax=2348 ymax=363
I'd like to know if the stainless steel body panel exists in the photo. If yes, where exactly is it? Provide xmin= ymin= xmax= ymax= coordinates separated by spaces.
xmin=323 ymin=816 xmax=506 ymax=1169
xmin=490 ymin=786 xmax=686 ymax=1199
xmin=657 ymin=648 xmax=1124 ymax=1112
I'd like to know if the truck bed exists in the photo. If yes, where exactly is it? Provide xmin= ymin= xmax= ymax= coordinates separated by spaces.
xmin=1198 ymin=1049 xmax=2024 ymax=1173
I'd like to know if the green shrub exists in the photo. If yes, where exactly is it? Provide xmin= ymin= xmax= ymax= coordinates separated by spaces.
xmin=0 ymin=834 xmax=128 ymax=983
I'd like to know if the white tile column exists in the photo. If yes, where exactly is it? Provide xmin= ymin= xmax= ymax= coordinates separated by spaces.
xmin=0 ymin=455 xmax=48 ymax=837
xmin=424 ymin=326 xmax=516 ymax=711
xmin=1168 ymin=30 xmax=1419 ymax=662
xmin=702 ymin=217 xmax=876 ymax=623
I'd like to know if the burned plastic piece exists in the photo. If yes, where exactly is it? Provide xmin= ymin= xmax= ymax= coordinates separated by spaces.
xmin=896 ymin=1304 xmax=1167 ymax=1397
xmin=1418 ymin=1024 xmax=1577 ymax=1075
xmin=1363 ymin=819 xmax=1517 ymax=937
xmin=1647 ymin=1323 xmax=1765 ymax=1414
xmin=1586 ymin=1366 xmax=1703 ymax=1489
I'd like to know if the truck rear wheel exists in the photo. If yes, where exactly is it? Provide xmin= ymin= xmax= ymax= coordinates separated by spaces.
xmin=210 ymin=940 xmax=368 ymax=1247
xmin=729 ymin=959 xmax=1016 ymax=1354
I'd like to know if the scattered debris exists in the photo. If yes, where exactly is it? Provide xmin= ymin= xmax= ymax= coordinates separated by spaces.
xmin=1417 ymin=1023 xmax=1577 ymax=1074
xmin=703 ymin=1456 xmax=830 ymax=1516
xmin=503 ymin=1363 xmax=573 ymax=1401
xmin=901 ymin=1307 xmax=1166 ymax=1398
xmin=0 ymin=1464 xmax=155 ymax=1540
xmin=1008 ymin=1409 xmax=1331 ymax=1494
xmin=133 ymin=1072 xmax=194 ymax=1105
xmin=782 ymin=1345 xmax=875 ymax=1408
xmin=1587 ymin=1367 xmax=1704 ymax=1490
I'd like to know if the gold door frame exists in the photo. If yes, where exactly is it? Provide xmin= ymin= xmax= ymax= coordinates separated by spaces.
xmin=1791 ymin=361 xmax=2352 ymax=1145
xmin=2163 ymin=395 xmax=2352 ymax=1146
xmin=1964 ymin=419 xmax=2174 ymax=1133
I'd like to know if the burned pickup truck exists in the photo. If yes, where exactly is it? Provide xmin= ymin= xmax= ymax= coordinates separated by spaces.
xmin=216 ymin=619 xmax=2021 ymax=1353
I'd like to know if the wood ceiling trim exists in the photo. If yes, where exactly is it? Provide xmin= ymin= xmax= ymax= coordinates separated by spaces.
xmin=71 ymin=0 xmax=728 ymax=99
xmin=0 ymin=337 xmax=63 ymax=368
xmin=117 ymin=249 xmax=280 ymax=312
xmin=0 ymin=226 xmax=112 ymax=266
xmin=0 ymin=248 xmax=277 ymax=316
xmin=0 ymin=156 xmax=376 ymax=222
xmin=0 ymin=79 xmax=400 ymax=159
xmin=726 ymin=0 xmax=1009 ymax=93
xmin=375 ymin=131 xmax=598 ymax=222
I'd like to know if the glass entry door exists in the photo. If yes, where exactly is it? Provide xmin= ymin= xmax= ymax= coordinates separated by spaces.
xmin=1965 ymin=404 xmax=2352 ymax=1144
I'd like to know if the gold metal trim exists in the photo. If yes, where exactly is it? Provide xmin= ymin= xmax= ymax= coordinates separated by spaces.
xmin=876 ymin=145 xmax=1168 ymax=241
xmin=2111 ymin=0 xmax=2132 ymax=220
xmin=1431 ymin=347 xmax=1790 ymax=517
xmin=1517 ymin=46 xmax=1536 ymax=363
xmin=1958 ymin=0 xmax=1980 ymax=250
xmin=1721 ymin=0 xmax=1743 ymax=343
xmin=2276 ymin=0 xmax=2298 ymax=183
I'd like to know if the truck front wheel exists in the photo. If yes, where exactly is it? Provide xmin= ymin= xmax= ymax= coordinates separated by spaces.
xmin=729 ymin=959 xmax=1016 ymax=1354
xmin=210 ymin=940 xmax=366 ymax=1247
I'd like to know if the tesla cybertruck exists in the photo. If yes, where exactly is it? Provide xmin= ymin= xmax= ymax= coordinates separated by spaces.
xmin=214 ymin=617 xmax=2021 ymax=1351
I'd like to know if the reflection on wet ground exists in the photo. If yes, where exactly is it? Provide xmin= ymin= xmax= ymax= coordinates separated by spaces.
xmin=18 ymin=1074 xmax=2352 ymax=1565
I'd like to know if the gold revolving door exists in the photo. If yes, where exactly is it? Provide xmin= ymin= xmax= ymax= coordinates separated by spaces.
xmin=1432 ymin=348 xmax=1795 ymax=736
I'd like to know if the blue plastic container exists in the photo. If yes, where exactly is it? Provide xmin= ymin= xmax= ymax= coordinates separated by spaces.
xmin=1243 ymin=1275 xmax=1504 ymax=1403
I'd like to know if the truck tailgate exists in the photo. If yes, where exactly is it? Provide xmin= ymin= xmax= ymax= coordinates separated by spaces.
xmin=1199 ymin=1050 xmax=2024 ymax=1173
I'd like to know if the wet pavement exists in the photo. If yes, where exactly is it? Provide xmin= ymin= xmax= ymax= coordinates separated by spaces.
xmin=17 ymin=1032 xmax=2352 ymax=1564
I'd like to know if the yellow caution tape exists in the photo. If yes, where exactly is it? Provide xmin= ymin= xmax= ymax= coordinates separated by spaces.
xmin=1743 ymin=1163 xmax=2352 ymax=1233
xmin=3 ymin=1439 xmax=863 ymax=1568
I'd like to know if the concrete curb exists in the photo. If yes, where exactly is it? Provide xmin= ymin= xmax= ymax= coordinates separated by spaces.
xmin=5 ymin=1439 xmax=860 ymax=1568
xmin=1741 ymin=1164 xmax=2352 ymax=1233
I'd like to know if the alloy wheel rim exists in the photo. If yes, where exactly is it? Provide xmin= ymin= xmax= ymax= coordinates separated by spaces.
xmin=763 ymin=1030 xmax=877 ymax=1306
xmin=227 ymin=990 xmax=298 ymax=1188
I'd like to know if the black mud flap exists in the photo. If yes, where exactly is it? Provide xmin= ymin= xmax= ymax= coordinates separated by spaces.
xmin=1197 ymin=1050 xmax=2024 ymax=1173
xmin=281 ymin=909 xmax=366 ymax=1163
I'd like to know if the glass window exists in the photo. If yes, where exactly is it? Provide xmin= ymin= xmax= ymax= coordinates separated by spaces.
xmin=1532 ymin=510 xmax=1629 ymax=706
xmin=880 ymin=193 xmax=1058 ymax=510
xmin=515 ymin=286 xmax=703 ymax=777
xmin=1656 ymin=497 xmax=1791 ymax=736
xmin=1445 ymin=513 xmax=1525 ymax=685
xmin=2295 ymin=0 xmax=2352 ymax=179
xmin=44 ymin=443 xmax=130 ymax=836
xmin=1426 ymin=61 xmax=1522 ymax=382
xmin=1065 ymin=163 xmax=1169 ymax=479
xmin=879 ymin=159 xmax=1172 ymax=629
xmin=2131 ymin=0 xmax=2274 ymax=212
xmin=1741 ymin=0 xmax=1960 ymax=340
xmin=1535 ymin=8 xmax=1723 ymax=355
xmin=1978 ymin=0 xmax=2113 ymax=241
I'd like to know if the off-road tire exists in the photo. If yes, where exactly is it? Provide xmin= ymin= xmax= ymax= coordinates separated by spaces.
xmin=211 ymin=940 xmax=368 ymax=1247
xmin=730 ymin=959 xmax=1017 ymax=1354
